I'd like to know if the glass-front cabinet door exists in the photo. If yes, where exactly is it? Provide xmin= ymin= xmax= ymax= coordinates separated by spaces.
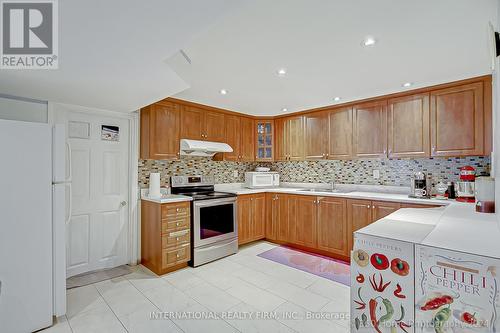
xmin=255 ymin=120 xmax=274 ymax=161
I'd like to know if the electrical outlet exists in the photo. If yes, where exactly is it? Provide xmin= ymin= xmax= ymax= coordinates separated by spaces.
xmin=233 ymin=170 xmax=238 ymax=178
xmin=373 ymin=169 xmax=380 ymax=179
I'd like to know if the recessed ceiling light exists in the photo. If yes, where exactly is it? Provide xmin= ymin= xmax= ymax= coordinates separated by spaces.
xmin=219 ymin=89 xmax=228 ymax=95
xmin=362 ymin=36 xmax=377 ymax=47
xmin=281 ymin=107 xmax=288 ymax=112
xmin=277 ymin=68 xmax=287 ymax=76
xmin=402 ymin=82 xmax=412 ymax=88
xmin=333 ymin=97 xmax=341 ymax=102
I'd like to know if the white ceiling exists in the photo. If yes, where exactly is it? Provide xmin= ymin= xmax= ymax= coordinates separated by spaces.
xmin=0 ymin=0 xmax=245 ymax=112
xmin=170 ymin=0 xmax=498 ymax=116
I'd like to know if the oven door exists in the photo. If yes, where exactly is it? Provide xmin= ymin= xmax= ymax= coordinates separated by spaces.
xmin=193 ymin=197 xmax=237 ymax=248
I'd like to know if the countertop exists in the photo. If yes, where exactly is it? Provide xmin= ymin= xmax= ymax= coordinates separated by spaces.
xmin=140 ymin=189 xmax=192 ymax=204
xmin=214 ymin=183 xmax=449 ymax=206
xmin=357 ymin=200 xmax=500 ymax=259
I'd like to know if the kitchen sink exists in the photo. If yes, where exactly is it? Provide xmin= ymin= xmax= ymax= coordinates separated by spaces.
xmin=302 ymin=188 xmax=350 ymax=193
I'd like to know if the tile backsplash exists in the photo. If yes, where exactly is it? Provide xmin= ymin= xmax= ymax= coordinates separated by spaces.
xmin=138 ymin=156 xmax=490 ymax=189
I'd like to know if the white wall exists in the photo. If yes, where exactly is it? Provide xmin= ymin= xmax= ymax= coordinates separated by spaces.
xmin=0 ymin=95 xmax=48 ymax=123
xmin=495 ymin=0 xmax=500 ymax=222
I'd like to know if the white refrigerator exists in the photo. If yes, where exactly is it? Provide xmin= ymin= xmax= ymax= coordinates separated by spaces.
xmin=0 ymin=119 xmax=67 ymax=332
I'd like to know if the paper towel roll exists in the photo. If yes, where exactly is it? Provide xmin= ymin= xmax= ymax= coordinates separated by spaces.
xmin=149 ymin=173 xmax=161 ymax=198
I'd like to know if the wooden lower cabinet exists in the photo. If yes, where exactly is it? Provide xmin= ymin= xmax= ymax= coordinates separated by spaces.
xmin=238 ymin=193 xmax=266 ymax=245
xmin=317 ymin=197 xmax=348 ymax=257
xmin=372 ymin=200 xmax=401 ymax=221
xmin=289 ymin=195 xmax=317 ymax=248
xmin=141 ymin=200 xmax=191 ymax=275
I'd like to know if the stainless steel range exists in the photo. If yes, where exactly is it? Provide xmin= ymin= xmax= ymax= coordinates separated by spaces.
xmin=170 ymin=175 xmax=238 ymax=266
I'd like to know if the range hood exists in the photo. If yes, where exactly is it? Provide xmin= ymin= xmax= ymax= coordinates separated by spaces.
xmin=180 ymin=139 xmax=233 ymax=157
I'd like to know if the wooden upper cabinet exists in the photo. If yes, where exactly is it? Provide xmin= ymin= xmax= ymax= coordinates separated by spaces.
xmin=317 ymin=197 xmax=348 ymax=256
xmin=430 ymin=82 xmax=484 ymax=156
xmin=140 ymin=102 xmax=180 ymax=159
xmin=274 ymin=117 xmax=287 ymax=161
xmin=287 ymin=116 xmax=305 ymax=160
xmin=255 ymin=120 xmax=274 ymax=161
xmin=204 ymin=111 xmax=225 ymax=142
xmin=180 ymin=106 xmax=225 ymax=142
xmin=328 ymin=107 xmax=353 ymax=159
xmin=240 ymin=117 xmax=255 ymax=161
xmin=371 ymin=201 xmax=400 ymax=221
xmin=353 ymin=100 xmax=388 ymax=158
xmin=224 ymin=115 xmax=241 ymax=161
xmin=304 ymin=112 xmax=328 ymax=160
xmin=180 ymin=106 xmax=204 ymax=140
xmin=388 ymin=93 xmax=430 ymax=158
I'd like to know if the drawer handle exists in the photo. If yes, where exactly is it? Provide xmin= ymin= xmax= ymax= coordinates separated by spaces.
xmin=170 ymin=230 xmax=189 ymax=237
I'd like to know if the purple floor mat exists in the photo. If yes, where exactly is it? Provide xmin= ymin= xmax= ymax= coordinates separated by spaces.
xmin=258 ymin=246 xmax=350 ymax=286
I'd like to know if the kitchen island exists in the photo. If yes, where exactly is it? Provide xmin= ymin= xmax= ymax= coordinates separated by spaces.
xmin=351 ymin=198 xmax=500 ymax=333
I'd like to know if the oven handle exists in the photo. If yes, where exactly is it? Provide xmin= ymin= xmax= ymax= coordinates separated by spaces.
xmin=193 ymin=197 xmax=237 ymax=208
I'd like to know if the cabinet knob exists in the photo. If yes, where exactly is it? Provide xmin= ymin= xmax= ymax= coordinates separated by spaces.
xmin=367 ymin=205 xmax=370 ymax=209
xmin=176 ymin=237 xmax=179 ymax=241
xmin=383 ymin=149 xmax=387 ymax=155
xmin=176 ymin=254 xmax=180 ymax=258
xmin=176 ymin=208 xmax=180 ymax=212
xmin=372 ymin=206 xmax=375 ymax=209
xmin=176 ymin=222 xmax=180 ymax=226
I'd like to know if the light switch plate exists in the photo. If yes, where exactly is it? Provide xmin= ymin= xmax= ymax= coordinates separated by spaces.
xmin=373 ymin=169 xmax=380 ymax=179
xmin=233 ymin=170 xmax=238 ymax=178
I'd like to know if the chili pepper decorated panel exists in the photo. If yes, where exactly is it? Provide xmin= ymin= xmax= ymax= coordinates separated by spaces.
xmin=351 ymin=233 xmax=415 ymax=333
xmin=415 ymin=245 xmax=500 ymax=333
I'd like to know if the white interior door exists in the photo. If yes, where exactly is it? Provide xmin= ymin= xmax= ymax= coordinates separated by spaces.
xmin=56 ymin=109 xmax=130 ymax=277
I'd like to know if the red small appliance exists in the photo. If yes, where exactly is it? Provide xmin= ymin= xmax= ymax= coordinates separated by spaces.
xmin=456 ymin=166 xmax=475 ymax=202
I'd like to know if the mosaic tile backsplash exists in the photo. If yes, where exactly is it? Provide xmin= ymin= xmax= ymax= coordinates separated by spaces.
xmin=138 ymin=156 xmax=490 ymax=189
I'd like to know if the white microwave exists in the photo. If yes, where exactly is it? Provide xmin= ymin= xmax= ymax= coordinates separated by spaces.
xmin=245 ymin=172 xmax=280 ymax=188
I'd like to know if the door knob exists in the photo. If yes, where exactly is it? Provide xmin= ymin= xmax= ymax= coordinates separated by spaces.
xmin=120 ymin=201 xmax=127 ymax=207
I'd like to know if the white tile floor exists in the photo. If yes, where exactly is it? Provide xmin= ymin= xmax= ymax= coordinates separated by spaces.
xmin=42 ymin=241 xmax=351 ymax=333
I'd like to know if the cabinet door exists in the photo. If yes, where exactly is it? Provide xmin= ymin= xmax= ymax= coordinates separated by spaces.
xmin=180 ymin=106 xmax=204 ymax=140
xmin=328 ymin=107 xmax=353 ymax=159
xmin=274 ymin=117 xmax=288 ymax=161
xmin=347 ymin=199 xmax=372 ymax=251
xmin=372 ymin=201 xmax=400 ymax=221
xmin=430 ymin=82 xmax=484 ymax=156
xmin=240 ymin=117 xmax=255 ymax=161
xmin=252 ymin=194 xmax=266 ymax=240
xmin=237 ymin=195 xmax=253 ymax=245
xmin=289 ymin=195 xmax=317 ymax=248
xmin=304 ymin=112 xmax=328 ymax=160
xmin=265 ymin=193 xmax=278 ymax=241
xmin=317 ymin=197 xmax=348 ymax=256
xmin=276 ymin=194 xmax=290 ymax=242
xmin=255 ymin=120 xmax=274 ymax=161
xmin=147 ymin=103 xmax=180 ymax=159
xmin=353 ymin=101 xmax=387 ymax=158
xmin=287 ymin=116 xmax=305 ymax=160
xmin=224 ymin=115 xmax=240 ymax=161
xmin=204 ymin=111 xmax=225 ymax=142
xmin=388 ymin=93 xmax=430 ymax=158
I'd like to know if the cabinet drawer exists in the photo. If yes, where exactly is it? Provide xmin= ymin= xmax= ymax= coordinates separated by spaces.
xmin=161 ymin=202 xmax=190 ymax=219
xmin=162 ymin=229 xmax=190 ymax=249
xmin=161 ymin=217 xmax=190 ymax=233
xmin=162 ymin=245 xmax=190 ymax=267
